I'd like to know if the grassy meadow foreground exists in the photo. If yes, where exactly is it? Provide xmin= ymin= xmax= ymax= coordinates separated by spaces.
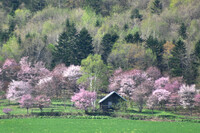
xmin=0 ymin=118 xmax=200 ymax=133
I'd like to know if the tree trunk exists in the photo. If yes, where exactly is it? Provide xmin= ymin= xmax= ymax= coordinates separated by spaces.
xmin=27 ymin=108 xmax=29 ymax=114
xmin=152 ymin=109 xmax=154 ymax=114
xmin=40 ymin=107 xmax=43 ymax=113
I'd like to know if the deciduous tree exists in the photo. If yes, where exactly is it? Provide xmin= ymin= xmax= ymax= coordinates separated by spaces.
xmin=71 ymin=89 xmax=96 ymax=112
xmin=19 ymin=94 xmax=33 ymax=114
xmin=34 ymin=95 xmax=51 ymax=112
xmin=178 ymin=84 xmax=196 ymax=115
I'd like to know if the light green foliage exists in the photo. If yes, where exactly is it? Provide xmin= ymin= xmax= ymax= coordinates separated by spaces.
xmin=108 ymin=43 xmax=155 ymax=70
xmin=14 ymin=9 xmax=31 ymax=27
xmin=42 ymin=20 xmax=57 ymax=35
xmin=1 ymin=36 xmax=21 ymax=60
xmin=170 ymin=0 xmax=193 ymax=9
xmin=47 ymin=43 xmax=55 ymax=52
xmin=0 ymin=56 xmax=4 ymax=62
xmin=188 ymin=20 xmax=200 ymax=45
xmin=78 ymin=54 xmax=108 ymax=92
xmin=82 ymin=8 xmax=100 ymax=27
xmin=141 ymin=15 xmax=169 ymax=39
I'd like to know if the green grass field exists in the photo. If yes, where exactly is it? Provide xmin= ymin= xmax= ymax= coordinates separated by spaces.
xmin=0 ymin=118 xmax=199 ymax=133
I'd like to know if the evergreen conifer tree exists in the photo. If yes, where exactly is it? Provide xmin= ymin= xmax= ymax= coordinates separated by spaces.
xmin=125 ymin=32 xmax=142 ymax=44
xmin=194 ymin=40 xmax=200 ymax=59
xmin=150 ymin=0 xmax=162 ymax=15
xmin=169 ymin=39 xmax=187 ymax=77
xmin=178 ymin=23 xmax=187 ymax=39
xmin=77 ymin=27 xmax=93 ymax=63
xmin=101 ymin=33 xmax=119 ymax=64
xmin=146 ymin=36 xmax=164 ymax=71
xmin=131 ymin=9 xmax=142 ymax=20
xmin=53 ymin=19 xmax=78 ymax=66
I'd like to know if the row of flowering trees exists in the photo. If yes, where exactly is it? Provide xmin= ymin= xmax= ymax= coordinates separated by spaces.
xmin=0 ymin=57 xmax=200 ymax=114
xmin=109 ymin=67 xmax=200 ymax=113
xmin=0 ymin=57 xmax=83 ymax=113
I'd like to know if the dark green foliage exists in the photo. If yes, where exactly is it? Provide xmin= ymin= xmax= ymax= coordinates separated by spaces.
xmin=8 ymin=19 xmax=16 ymax=36
xmin=178 ymin=23 xmax=187 ymax=39
xmin=77 ymin=27 xmax=93 ymax=63
xmin=18 ymin=36 xmax=21 ymax=45
xmin=123 ymin=24 xmax=129 ymax=31
xmin=184 ymin=53 xmax=198 ymax=85
xmin=85 ymin=0 xmax=102 ymax=15
xmin=24 ymin=0 xmax=46 ymax=12
xmin=95 ymin=20 xmax=101 ymax=27
xmin=169 ymin=39 xmax=187 ymax=77
xmin=2 ymin=0 xmax=21 ymax=15
xmin=125 ymin=32 xmax=143 ymax=44
xmin=0 ymin=18 xmax=16 ymax=44
xmin=101 ymin=33 xmax=119 ymax=64
xmin=125 ymin=34 xmax=134 ymax=43
xmin=130 ymin=9 xmax=142 ymax=20
xmin=133 ymin=32 xmax=143 ymax=44
xmin=53 ymin=20 xmax=93 ymax=67
xmin=151 ymin=0 xmax=162 ymax=15
xmin=146 ymin=36 xmax=164 ymax=71
xmin=0 ymin=29 xmax=9 ymax=44
xmin=53 ymin=19 xmax=78 ymax=67
xmin=194 ymin=40 xmax=200 ymax=59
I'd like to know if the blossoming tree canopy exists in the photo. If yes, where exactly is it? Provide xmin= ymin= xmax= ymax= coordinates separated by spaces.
xmin=19 ymin=94 xmax=33 ymax=113
xmin=178 ymin=84 xmax=196 ymax=109
xmin=71 ymin=89 xmax=97 ymax=112
xmin=35 ymin=95 xmax=51 ymax=112
xmin=6 ymin=80 xmax=32 ymax=101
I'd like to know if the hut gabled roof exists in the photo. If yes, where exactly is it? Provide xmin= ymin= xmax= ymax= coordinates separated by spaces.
xmin=98 ymin=91 xmax=127 ymax=103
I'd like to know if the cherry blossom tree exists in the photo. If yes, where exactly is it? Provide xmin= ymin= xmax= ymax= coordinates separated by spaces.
xmin=19 ymin=94 xmax=33 ymax=114
xmin=152 ymin=89 xmax=171 ymax=109
xmin=132 ymin=85 xmax=149 ymax=112
xmin=147 ymin=95 xmax=159 ymax=113
xmin=109 ymin=69 xmax=154 ymax=98
xmin=0 ymin=59 xmax=20 ymax=94
xmin=36 ymin=76 xmax=56 ymax=98
xmin=154 ymin=77 xmax=170 ymax=90
xmin=51 ymin=64 xmax=68 ymax=98
xmin=178 ymin=84 xmax=196 ymax=115
xmin=2 ymin=58 xmax=20 ymax=81
xmin=6 ymin=80 xmax=32 ymax=102
xmin=194 ymin=94 xmax=200 ymax=108
xmin=109 ymin=68 xmax=124 ymax=92
xmin=63 ymin=65 xmax=82 ymax=92
xmin=17 ymin=57 xmax=50 ymax=86
xmin=118 ymin=77 xmax=135 ymax=98
xmin=71 ymin=89 xmax=97 ymax=113
xmin=168 ymin=94 xmax=180 ymax=112
xmin=146 ymin=66 xmax=161 ymax=80
xmin=164 ymin=80 xmax=181 ymax=93
xmin=34 ymin=95 xmax=51 ymax=112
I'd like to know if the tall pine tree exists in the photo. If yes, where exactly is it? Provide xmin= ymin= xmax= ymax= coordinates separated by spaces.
xmin=77 ymin=27 xmax=93 ymax=63
xmin=150 ymin=0 xmax=162 ymax=15
xmin=146 ymin=36 xmax=164 ymax=72
xmin=100 ymin=33 xmax=119 ymax=64
xmin=194 ymin=40 xmax=200 ymax=59
xmin=53 ymin=19 xmax=78 ymax=66
xmin=169 ymin=39 xmax=187 ymax=77
xmin=178 ymin=23 xmax=187 ymax=39
xmin=52 ymin=20 xmax=93 ymax=67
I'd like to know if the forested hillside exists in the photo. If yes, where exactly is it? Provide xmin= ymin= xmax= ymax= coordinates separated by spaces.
xmin=1 ymin=0 xmax=200 ymax=86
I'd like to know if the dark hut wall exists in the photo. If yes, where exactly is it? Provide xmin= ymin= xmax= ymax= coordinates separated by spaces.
xmin=100 ymin=93 xmax=122 ymax=110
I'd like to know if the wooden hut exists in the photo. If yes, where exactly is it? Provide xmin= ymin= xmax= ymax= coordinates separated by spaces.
xmin=99 ymin=91 xmax=126 ymax=111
